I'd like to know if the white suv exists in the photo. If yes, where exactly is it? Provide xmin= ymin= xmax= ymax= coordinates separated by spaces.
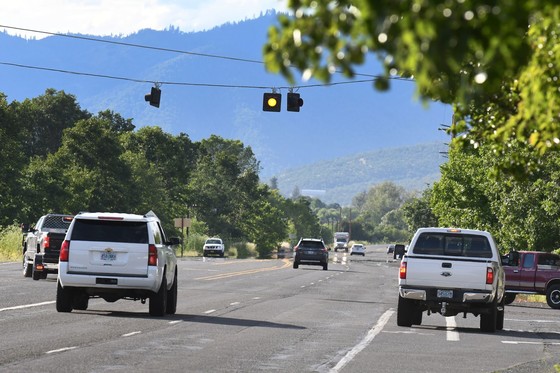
xmin=56 ymin=211 xmax=180 ymax=316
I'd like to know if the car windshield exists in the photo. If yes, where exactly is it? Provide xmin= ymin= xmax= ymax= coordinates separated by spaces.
xmin=70 ymin=219 xmax=148 ymax=244
xmin=413 ymin=233 xmax=492 ymax=258
xmin=207 ymin=239 xmax=221 ymax=244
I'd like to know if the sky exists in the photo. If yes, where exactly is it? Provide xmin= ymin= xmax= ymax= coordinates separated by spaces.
xmin=0 ymin=0 xmax=287 ymax=38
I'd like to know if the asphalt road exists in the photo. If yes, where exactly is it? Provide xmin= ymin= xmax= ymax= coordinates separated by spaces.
xmin=1 ymin=246 xmax=560 ymax=372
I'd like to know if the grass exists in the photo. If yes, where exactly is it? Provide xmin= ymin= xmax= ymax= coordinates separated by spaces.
xmin=0 ymin=224 xmax=22 ymax=262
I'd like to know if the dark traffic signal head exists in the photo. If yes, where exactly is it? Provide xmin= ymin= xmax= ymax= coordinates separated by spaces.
xmin=145 ymin=87 xmax=161 ymax=108
xmin=263 ymin=92 xmax=281 ymax=112
xmin=287 ymin=93 xmax=304 ymax=112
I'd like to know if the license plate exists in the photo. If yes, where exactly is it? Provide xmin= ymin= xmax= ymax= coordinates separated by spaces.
xmin=437 ymin=289 xmax=453 ymax=299
xmin=101 ymin=252 xmax=117 ymax=261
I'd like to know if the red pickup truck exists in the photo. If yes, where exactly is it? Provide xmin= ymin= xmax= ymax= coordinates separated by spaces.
xmin=503 ymin=251 xmax=560 ymax=308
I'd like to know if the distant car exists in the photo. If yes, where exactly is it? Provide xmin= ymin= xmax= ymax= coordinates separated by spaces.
xmin=350 ymin=244 xmax=366 ymax=256
xmin=293 ymin=238 xmax=329 ymax=270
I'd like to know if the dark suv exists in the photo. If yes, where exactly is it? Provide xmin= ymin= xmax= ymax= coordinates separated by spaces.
xmin=293 ymin=238 xmax=329 ymax=270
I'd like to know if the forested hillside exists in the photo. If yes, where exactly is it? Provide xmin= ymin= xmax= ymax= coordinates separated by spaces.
xmin=274 ymin=143 xmax=445 ymax=205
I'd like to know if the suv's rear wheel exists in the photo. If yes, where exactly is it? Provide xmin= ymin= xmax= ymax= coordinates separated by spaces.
xmin=166 ymin=269 xmax=178 ymax=315
xmin=322 ymin=263 xmax=328 ymax=271
xmin=293 ymin=261 xmax=299 ymax=269
xmin=149 ymin=274 xmax=167 ymax=317
xmin=56 ymin=280 xmax=73 ymax=313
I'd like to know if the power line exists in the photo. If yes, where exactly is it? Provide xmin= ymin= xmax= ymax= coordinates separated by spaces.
xmin=0 ymin=61 xmax=394 ymax=90
xmin=0 ymin=24 xmax=402 ymax=81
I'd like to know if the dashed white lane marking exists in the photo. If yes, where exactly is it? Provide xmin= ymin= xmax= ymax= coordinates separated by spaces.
xmin=169 ymin=320 xmax=182 ymax=325
xmin=330 ymin=309 xmax=394 ymax=372
xmin=446 ymin=317 xmax=460 ymax=341
xmin=122 ymin=331 xmax=142 ymax=337
xmin=252 ymin=297 xmax=260 ymax=300
xmin=230 ymin=302 xmax=240 ymax=306
xmin=46 ymin=346 xmax=78 ymax=354
xmin=204 ymin=309 xmax=216 ymax=314
xmin=0 ymin=301 xmax=55 ymax=312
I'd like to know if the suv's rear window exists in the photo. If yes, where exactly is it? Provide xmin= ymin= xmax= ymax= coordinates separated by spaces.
xmin=299 ymin=240 xmax=325 ymax=249
xmin=413 ymin=233 xmax=492 ymax=258
xmin=70 ymin=219 xmax=148 ymax=244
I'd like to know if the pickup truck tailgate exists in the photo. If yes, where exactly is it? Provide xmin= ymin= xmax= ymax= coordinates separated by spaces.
xmin=67 ymin=241 xmax=148 ymax=276
xmin=405 ymin=257 xmax=491 ymax=290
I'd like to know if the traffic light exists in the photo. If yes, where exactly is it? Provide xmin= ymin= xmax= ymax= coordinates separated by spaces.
xmin=287 ymin=93 xmax=304 ymax=112
xmin=263 ymin=92 xmax=281 ymax=112
xmin=145 ymin=87 xmax=161 ymax=108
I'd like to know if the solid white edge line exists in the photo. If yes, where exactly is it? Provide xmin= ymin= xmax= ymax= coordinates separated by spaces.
xmin=330 ymin=309 xmax=394 ymax=373
xmin=0 ymin=301 xmax=55 ymax=312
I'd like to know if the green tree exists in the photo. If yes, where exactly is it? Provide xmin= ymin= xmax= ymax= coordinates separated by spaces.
xmin=401 ymin=188 xmax=439 ymax=233
xmin=264 ymin=2 xmax=559 ymax=173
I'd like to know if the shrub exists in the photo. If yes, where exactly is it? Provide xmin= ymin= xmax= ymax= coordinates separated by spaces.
xmin=0 ymin=225 xmax=23 ymax=262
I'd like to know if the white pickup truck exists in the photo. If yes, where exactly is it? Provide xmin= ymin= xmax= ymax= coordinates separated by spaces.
xmin=203 ymin=237 xmax=225 ymax=257
xmin=398 ymin=228 xmax=505 ymax=332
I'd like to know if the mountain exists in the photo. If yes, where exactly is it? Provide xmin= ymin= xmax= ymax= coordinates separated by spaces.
xmin=0 ymin=11 xmax=451 ymax=180
xmin=274 ymin=142 xmax=446 ymax=206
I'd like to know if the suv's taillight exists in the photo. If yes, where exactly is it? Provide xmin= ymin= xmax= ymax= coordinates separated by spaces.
xmin=59 ymin=240 xmax=70 ymax=262
xmin=486 ymin=267 xmax=494 ymax=285
xmin=148 ymin=244 xmax=158 ymax=266
xmin=399 ymin=261 xmax=407 ymax=279
xmin=43 ymin=235 xmax=50 ymax=249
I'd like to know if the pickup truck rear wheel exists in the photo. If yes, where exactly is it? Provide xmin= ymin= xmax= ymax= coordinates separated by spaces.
xmin=293 ymin=261 xmax=299 ymax=269
xmin=480 ymin=299 xmax=497 ymax=333
xmin=22 ymin=255 xmax=32 ymax=278
xmin=149 ymin=274 xmax=167 ymax=317
xmin=546 ymin=285 xmax=560 ymax=309
xmin=496 ymin=297 xmax=505 ymax=331
xmin=397 ymin=295 xmax=413 ymax=327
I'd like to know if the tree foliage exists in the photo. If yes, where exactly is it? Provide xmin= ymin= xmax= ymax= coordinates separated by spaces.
xmin=264 ymin=1 xmax=559 ymax=173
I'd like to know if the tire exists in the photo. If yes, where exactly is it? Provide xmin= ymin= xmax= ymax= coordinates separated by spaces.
xmin=149 ymin=274 xmax=167 ymax=317
xmin=293 ymin=261 xmax=299 ymax=269
xmin=397 ymin=295 xmax=413 ymax=327
xmin=56 ymin=280 xmax=73 ymax=313
xmin=72 ymin=292 xmax=89 ymax=311
xmin=32 ymin=261 xmax=42 ymax=281
xmin=504 ymin=293 xmax=516 ymax=305
xmin=480 ymin=299 xmax=497 ymax=333
xmin=412 ymin=308 xmax=423 ymax=326
xmin=546 ymin=285 xmax=560 ymax=309
xmin=323 ymin=263 xmax=328 ymax=271
xmin=496 ymin=297 xmax=505 ymax=331
xmin=166 ymin=269 xmax=178 ymax=315
xmin=22 ymin=254 xmax=32 ymax=278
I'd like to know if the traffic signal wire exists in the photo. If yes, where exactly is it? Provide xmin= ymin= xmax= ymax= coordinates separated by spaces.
xmin=0 ymin=60 xmax=409 ymax=90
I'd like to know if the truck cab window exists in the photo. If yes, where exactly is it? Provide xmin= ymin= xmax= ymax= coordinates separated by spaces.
xmin=522 ymin=254 xmax=535 ymax=269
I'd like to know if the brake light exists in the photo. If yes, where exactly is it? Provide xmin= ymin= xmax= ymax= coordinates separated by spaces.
xmin=98 ymin=216 xmax=124 ymax=220
xmin=148 ymin=244 xmax=158 ymax=266
xmin=399 ymin=261 xmax=407 ymax=279
xmin=486 ymin=267 xmax=494 ymax=284
xmin=60 ymin=240 xmax=70 ymax=262
xmin=43 ymin=235 xmax=50 ymax=249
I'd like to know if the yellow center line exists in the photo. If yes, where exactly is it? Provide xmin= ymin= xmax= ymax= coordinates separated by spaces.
xmin=195 ymin=259 xmax=291 ymax=281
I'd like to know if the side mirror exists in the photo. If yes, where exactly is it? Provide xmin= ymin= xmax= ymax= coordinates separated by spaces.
xmin=168 ymin=237 xmax=182 ymax=246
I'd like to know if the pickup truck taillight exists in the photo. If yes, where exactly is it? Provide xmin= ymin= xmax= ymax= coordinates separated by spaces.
xmin=486 ymin=267 xmax=494 ymax=285
xmin=148 ymin=244 xmax=158 ymax=266
xmin=399 ymin=261 xmax=407 ymax=279
xmin=59 ymin=240 xmax=70 ymax=262
xmin=43 ymin=235 xmax=50 ymax=249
